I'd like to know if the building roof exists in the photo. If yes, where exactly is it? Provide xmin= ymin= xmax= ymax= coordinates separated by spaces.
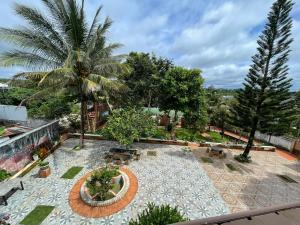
xmin=173 ymin=202 xmax=300 ymax=225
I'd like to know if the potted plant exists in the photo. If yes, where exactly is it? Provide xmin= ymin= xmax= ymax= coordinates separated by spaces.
xmin=38 ymin=161 xmax=51 ymax=178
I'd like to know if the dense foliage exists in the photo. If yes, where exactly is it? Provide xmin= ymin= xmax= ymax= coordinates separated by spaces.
xmin=0 ymin=87 xmax=74 ymax=119
xmin=103 ymin=108 xmax=156 ymax=148
xmin=231 ymin=0 xmax=294 ymax=156
xmin=159 ymin=67 xmax=208 ymax=130
xmin=129 ymin=203 xmax=188 ymax=225
xmin=86 ymin=166 xmax=120 ymax=201
xmin=0 ymin=126 xmax=5 ymax=136
xmin=122 ymin=52 xmax=173 ymax=107
xmin=0 ymin=169 xmax=11 ymax=182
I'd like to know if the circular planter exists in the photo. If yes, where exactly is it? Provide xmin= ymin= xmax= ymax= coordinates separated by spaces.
xmin=80 ymin=170 xmax=130 ymax=207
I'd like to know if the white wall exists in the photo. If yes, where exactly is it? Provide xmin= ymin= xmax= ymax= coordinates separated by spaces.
xmin=0 ymin=105 xmax=28 ymax=121
xmin=255 ymin=131 xmax=294 ymax=151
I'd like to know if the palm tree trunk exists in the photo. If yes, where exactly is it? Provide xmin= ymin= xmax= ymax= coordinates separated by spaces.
xmin=243 ymin=118 xmax=258 ymax=156
xmin=105 ymin=97 xmax=113 ymax=114
xmin=80 ymin=87 xmax=86 ymax=148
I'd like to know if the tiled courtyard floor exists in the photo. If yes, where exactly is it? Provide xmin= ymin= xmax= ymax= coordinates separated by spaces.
xmin=1 ymin=139 xmax=229 ymax=225
xmin=193 ymin=147 xmax=300 ymax=213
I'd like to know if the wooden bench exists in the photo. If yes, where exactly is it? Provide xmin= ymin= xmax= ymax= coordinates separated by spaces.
xmin=0 ymin=178 xmax=24 ymax=206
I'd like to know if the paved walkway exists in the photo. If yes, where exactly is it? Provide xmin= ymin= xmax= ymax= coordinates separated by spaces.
xmin=211 ymin=127 xmax=298 ymax=161
xmin=194 ymin=147 xmax=300 ymax=213
xmin=1 ymin=139 xmax=229 ymax=224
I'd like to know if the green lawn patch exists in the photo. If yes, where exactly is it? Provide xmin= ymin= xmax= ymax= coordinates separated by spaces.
xmin=61 ymin=166 xmax=83 ymax=179
xmin=201 ymin=157 xmax=214 ymax=163
xmin=277 ymin=174 xmax=298 ymax=183
xmin=72 ymin=145 xmax=81 ymax=151
xmin=20 ymin=205 xmax=54 ymax=225
xmin=226 ymin=163 xmax=238 ymax=171
xmin=208 ymin=131 xmax=230 ymax=143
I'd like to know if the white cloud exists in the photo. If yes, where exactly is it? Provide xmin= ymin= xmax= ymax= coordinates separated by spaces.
xmin=0 ymin=0 xmax=299 ymax=90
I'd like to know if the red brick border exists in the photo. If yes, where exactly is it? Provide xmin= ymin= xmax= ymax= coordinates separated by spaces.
xmin=69 ymin=167 xmax=138 ymax=218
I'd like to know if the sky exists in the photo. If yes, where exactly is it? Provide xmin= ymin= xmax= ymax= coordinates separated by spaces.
xmin=0 ymin=0 xmax=299 ymax=90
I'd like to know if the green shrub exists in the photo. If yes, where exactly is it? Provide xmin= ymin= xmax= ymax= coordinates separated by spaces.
xmin=0 ymin=169 xmax=11 ymax=182
xmin=0 ymin=126 xmax=5 ymax=136
xmin=86 ymin=166 xmax=120 ymax=201
xmin=234 ymin=154 xmax=252 ymax=163
xmin=208 ymin=131 xmax=229 ymax=143
xmin=175 ymin=128 xmax=205 ymax=143
xmin=151 ymin=128 xmax=170 ymax=139
xmin=103 ymin=108 xmax=156 ymax=148
xmin=129 ymin=203 xmax=188 ymax=225
xmin=38 ymin=161 xmax=49 ymax=167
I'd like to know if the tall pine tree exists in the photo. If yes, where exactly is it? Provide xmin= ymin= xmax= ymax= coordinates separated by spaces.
xmin=231 ymin=0 xmax=294 ymax=158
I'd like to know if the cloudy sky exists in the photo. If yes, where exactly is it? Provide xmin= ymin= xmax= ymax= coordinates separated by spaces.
xmin=0 ymin=0 xmax=299 ymax=90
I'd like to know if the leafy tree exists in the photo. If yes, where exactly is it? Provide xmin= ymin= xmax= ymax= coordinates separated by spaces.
xmin=122 ymin=52 xmax=173 ymax=107
xmin=0 ymin=87 xmax=36 ymax=105
xmin=211 ymin=100 xmax=231 ymax=135
xmin=159 ymin=67 xmax=208 ymax=130
xmin=231 ymin=0 xmax=294 ymax=158
xmin=0 ymin=0 xmax=126 ymax=148
xmin=102 ymin=108 xmax=156 ymax=149
xmin=289 ymin=91 xmax=300 ymax=137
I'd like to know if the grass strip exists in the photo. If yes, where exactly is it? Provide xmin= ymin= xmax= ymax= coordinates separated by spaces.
xmin=20 ymin=205 xmax=54 ymax=225
xmin=201 ymin=157 xmax=214 ymax=163
xmin=226 ymin=163 xmax=238 ymax=171
xmin=277 ymin=174 xmax=298 ymax=183
xmin=61 ymin=166 xmax=83 ymax=179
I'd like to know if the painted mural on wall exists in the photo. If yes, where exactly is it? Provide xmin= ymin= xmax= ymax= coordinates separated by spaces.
xmin=0 ymin=121 xmax=59 ymax=173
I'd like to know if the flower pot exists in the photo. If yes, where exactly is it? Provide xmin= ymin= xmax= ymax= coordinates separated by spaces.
xmin=38 ymin=167 xmax=51 ymax=178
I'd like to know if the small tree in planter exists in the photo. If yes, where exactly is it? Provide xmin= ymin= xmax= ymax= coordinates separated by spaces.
xmin=103 ymin=108 xmax=156 ymax=149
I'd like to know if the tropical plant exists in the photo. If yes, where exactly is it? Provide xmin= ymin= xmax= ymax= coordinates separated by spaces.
xmin=0 ymin=169 xmax=11 ymax=182
xmin=86 ymin=167 xmax=119 ymax=201
xmin=0 ymin=0 xmax=126 ymax=148
xmin=230 ymin=0 xmax=294 ymax=157
xmin=129 ymin=203 xmax=188 ymax=225
xmin=102 ymin=108 xmax=156 ymax=148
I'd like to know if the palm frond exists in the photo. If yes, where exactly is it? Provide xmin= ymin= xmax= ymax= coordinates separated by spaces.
xmin=38 ymin=67 xmax=74 ymax=87
xmin=0 ymin=50 xmax=60 ymax=69
xmin=0 ymin=27 xmax=66 ymax=63
xmin=14 ymin=3 xmax=67 ymax=52
xmin=86 ymin=5 xmax=102 ymax=43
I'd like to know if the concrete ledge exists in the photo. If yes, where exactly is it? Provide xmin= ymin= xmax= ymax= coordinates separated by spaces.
xmin=67 ymin=133 xmax=275 ymax=151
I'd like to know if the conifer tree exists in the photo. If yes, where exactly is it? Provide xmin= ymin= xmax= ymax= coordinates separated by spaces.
xmin=231 ymin=0 xmax=294 ymax=159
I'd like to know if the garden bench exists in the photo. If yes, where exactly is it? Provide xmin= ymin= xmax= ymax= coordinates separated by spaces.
xmin=207 ymin=146 xmax=226 ymax=159
xmin=0 ymin=178 xmax=24 ymax=206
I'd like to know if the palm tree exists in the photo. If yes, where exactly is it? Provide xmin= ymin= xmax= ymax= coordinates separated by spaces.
xmin=0 ymin=0 xmax=126 ymax=148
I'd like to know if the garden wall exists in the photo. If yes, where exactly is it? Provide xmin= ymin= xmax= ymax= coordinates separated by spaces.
xmin=0 ymin=104 xmax=27 ymax=121
xmin=0 ymin=120 xmax=59 ymax=173
xmin=254 ymin=131 xmax=295 ymax=151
